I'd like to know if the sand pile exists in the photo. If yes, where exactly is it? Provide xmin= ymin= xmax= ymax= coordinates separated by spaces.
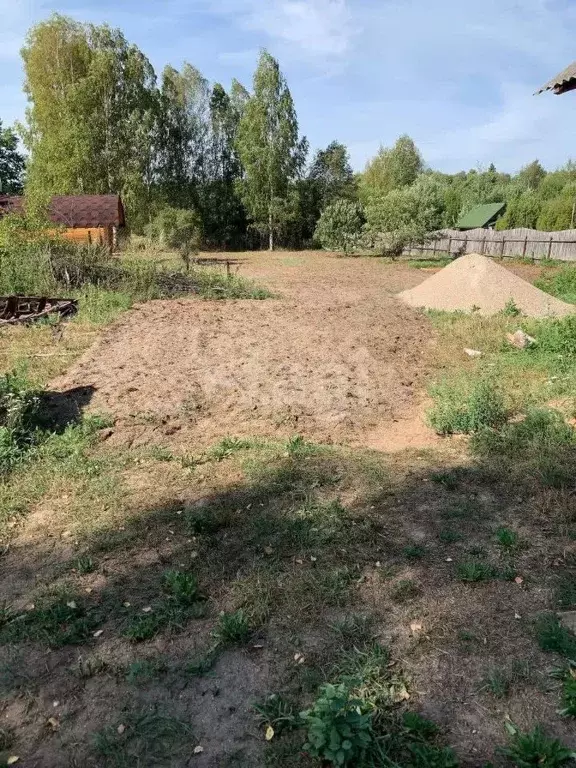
xmin=398 ymin=253 xmax=574 ymax=317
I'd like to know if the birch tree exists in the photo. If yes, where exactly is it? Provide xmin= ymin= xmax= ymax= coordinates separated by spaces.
xmin=236 ymin=50 xmax=305 ymax=250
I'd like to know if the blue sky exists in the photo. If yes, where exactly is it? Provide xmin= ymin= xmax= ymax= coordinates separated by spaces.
xmin=2 ymin=0 xmax=576 ymax=173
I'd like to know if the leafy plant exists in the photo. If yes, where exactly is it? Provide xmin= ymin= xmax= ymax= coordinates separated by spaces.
xmin=214 ymin=609 xmax=252 ymax=645
xmin=428 ymin=378 xmax=508 ymax=435
xmin=502 ymin=298 xmax=521 ymax=317
xmin=162 ymin=570 xmax=200 ymax=605
xmin=74 ymin=555 xmax=96 ymax=574
xmin=300 ymin=683 xmax=374 ymax=766
xmin=145 ymin=206 xmax=203 ymax=269
xmin=254 ymin=693 xmax=298 ymax=736
xmin=501 ymin=724 xmax=575 ymax=767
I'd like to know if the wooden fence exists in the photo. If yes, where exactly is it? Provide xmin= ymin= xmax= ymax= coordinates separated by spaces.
xmin=404 ymin=227 xmax=576 ymax=261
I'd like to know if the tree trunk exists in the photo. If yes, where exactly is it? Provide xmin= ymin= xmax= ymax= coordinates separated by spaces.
xmin=268 ymin=208 xmax=274 ymax=251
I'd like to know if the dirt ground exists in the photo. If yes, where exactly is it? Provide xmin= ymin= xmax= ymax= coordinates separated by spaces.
xmin=52 ymin=251 xmax=439 ymax=451
xmin=1 ymin=253 xmax=575 ymax=768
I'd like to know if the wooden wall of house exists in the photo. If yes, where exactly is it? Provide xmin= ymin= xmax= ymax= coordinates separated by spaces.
xmin=61 ymin=226 xmax=113 ymax=249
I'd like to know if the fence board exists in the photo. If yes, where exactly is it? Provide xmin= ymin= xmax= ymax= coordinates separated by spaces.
xmin=405 ymin=228 xmax=576 ymax=262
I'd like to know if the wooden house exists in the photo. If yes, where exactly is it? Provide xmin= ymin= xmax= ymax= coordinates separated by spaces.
xmin=0 ymin=194 xmax=125 ymax=250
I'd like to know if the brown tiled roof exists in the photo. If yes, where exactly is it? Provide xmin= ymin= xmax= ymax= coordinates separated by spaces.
xmin=0 ymin=195 xmax=125 ymax=227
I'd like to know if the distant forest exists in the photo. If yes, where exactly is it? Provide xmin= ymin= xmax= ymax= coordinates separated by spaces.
xmin=2 ymin=13 xmax=576 ymax=250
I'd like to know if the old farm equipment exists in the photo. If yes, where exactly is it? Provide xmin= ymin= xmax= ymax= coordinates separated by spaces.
xmin=0 ymin=296 xmax=78 ymax=325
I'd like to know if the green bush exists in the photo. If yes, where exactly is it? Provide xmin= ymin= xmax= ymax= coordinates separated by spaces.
xmin=146 ymin=206 xmax=203 ymax=267
xmin=0 ymin=369 xmax=42 ymax=473
xmin=428 ymin=378 xmax=508 ymax=435
xmin=533 ymin=315 xmax=576 ymax=356
xmin=300 ymin=682 xmax=374 ymax=766
xmin=314 ymin=199 xmax=364 ymax=254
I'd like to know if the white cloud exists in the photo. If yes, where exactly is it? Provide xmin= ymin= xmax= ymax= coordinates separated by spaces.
xmin=214 ymin=0 xmax=356 ymax=61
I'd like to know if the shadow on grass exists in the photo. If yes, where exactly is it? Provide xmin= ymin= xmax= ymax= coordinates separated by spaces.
xmin=0 ymin=433 xmax=575 ymax=766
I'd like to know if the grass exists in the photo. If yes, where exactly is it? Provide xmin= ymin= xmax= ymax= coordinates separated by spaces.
xmin=0 ymin=595 xmax=101 ymax=647
xmin=456 ymin=560 xmax=498 ymax=583
xmin=213 ymin=609 xmax=252 ymax=645
xmin=428 ymin=376 xmax=508 ymax=435
xmin=536 ymin=614 xmax=576 ymax=658
xmin=93 ymin=708 xmax=195 ymax=767
xmin=495 ymin=526 xmax=521 ymax=550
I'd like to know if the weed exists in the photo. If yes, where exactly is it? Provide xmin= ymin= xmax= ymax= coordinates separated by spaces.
xmin=502 ymin=298 xmax=521 ymax=317
xmin=147 ymin=445 xmax=174 ymax=462
xmin=207 ymin=437 xmax=255 ymax=461
xmin=535 ymin=614 xmax=576 ymax=658
xmin=403 ymin=544 xmax=427 ymax=560
xmin=501 ymin=724 xmax=575 ymax=767
xmin=0 ymin=725 xmax=14 ymax=750
xmin=402 ymin=712 xmax=439 ymax=740
xmin=439 ymin=528 xmax=462 ymax=543
xmin=300 ymin=682 xmax=374 ymax=766
xmin=0 ymin=596 xmax=100 ymax=647
xmin=330 ymin=614 xmax=374 ymax=646
xmin=73 ymin=555 xmax=96 ymax=574
xmin=214 ymin=609 xmax=252 ymax=645
xmin=555 ymin=574 xmax=576 ymax=610
xmin=478 ymin=667 xmax=511 ymax=698
xmin=428 ymin=377 xmax=508 ymax=435
xmin=429 ymin=471 xmax=460 ymax=490
xmin=93 ymin=708 xmax=194 ymax=766
xmin=185 ymin=648 xmax=219 ymax=676
xmin=391 ymin=579 xmax=421 ymax=602
xmin=71 ymin=654 xmax=110 ymax=679
xmin=441 ymin=499 xmax=482 ymax=520
xmin=254 ymin=694 xmax=299 ymax=736
xmin=456 ymin=560 xmax=497 ymax=583
xmin=123 ymin=613 xmax=165 ymax=643
xmin=495 ymin=526 xmax=521 ymax=550
xmin=125 ymin=659 xmax=167 ymax=685
xmin=162 ymin=569 xmax=200 ymax=605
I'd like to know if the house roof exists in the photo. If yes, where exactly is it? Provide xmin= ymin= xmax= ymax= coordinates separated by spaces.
xmin=536 ymin=62 xmax=576 ymax=95
xmin=455 ymin=202 xmax=506 ymax=230
xmin=0 ymin=195 xmax=125 ymax=228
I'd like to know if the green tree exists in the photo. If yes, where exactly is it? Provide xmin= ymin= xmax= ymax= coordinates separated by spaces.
xmin=496 ymin=192 xmax=542 ymax=230
xmin=309 ymin=141 xmax=355 ymax=208
xmin=314 ymin=199 xmax=364 ymax=253
xmin=21 ymin=14 xmax=158 ymax=227
xmin=0 ymin=121 xmax=25 ymax=194
xmin=146 ymin=206 xmax=202 ymax=268
xmin=359 ymin=135 xmax=423 ymax=203
xmin=537 ymin=196 xmax=576 ymax=230
xmin=236 ymin=50 xmax=306 ymax=250
xmin=199 ymin=82 xmax=247 ymax=247
xmin=517 ymin=160 xmax=546 ymax=191
xmin=157 ymin=63 xmax=210 ymax=210
xmin=364 ymin=174 xmax=444 ymax=257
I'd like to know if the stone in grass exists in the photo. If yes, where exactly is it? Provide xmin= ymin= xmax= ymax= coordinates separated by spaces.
xmin=559 ymin=611 xmax=576 ymax=634
xmin=506 ymin=329 xmax=536 ymax=350
xmin=464 ymin=348 xmax=482 ymax=358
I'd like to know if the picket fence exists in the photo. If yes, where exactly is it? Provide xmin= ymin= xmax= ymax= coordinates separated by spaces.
xmin=404 ymin=228 xmax=576 ymax=261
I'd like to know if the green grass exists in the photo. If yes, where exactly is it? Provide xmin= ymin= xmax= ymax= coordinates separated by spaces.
xmin=403 ymin=544 xmax=427 ymax=560
xmin=555 ymin=575 xmax=576 ymax=610
xmin=213 ymin=609 xmax=252 ymax=645
xmin=536 ymin=614 xmax=576 ymax=658
xmin=456 ymin=560 xmax=498 ymax=583
xmin=0 ymin=595 xmax=101 ymax=647
xmin=495 ymin=526 xmax=521 ymax=551
xmin=428 ymin=377 xmax=508 ymax=435
xmin=536 ymin=266 xmax=576 ymax=305
xmin=93 ymin=708 xmax=195 ymax=767
xmin=391 ymin=579 xmax=421 ymax=602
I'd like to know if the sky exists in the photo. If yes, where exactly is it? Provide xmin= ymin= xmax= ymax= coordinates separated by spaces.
xmin=2 ymin=0 xmax=576 ymax=174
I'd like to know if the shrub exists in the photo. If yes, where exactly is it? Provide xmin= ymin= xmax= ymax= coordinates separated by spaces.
xmin=534 ymin=315 xmax=576 ymax=356
xmin=428 ymin=378 xmax=508 ymax=435
xmin=300 ymin=682 xmax=374 ymax=766
xmin=314 ymin=199 xmax=364 ymax=254
xmin=146 ymin=206 xmax=203 ymax=268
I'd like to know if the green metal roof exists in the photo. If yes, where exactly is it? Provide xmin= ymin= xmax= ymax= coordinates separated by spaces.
xmin=455 ymin=202 xmax=506 ymax=230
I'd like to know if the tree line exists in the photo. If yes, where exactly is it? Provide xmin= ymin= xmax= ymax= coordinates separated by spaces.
xmin=2 ymin=14 xmax=576 ymax=252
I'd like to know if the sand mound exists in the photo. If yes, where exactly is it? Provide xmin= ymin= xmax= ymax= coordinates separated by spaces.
xmin=398 ymin=253 xmax=574 ymax=317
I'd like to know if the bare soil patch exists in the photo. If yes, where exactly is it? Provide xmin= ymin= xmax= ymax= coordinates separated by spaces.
xmin=52 ymin=252 xmax=437 ymax=449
